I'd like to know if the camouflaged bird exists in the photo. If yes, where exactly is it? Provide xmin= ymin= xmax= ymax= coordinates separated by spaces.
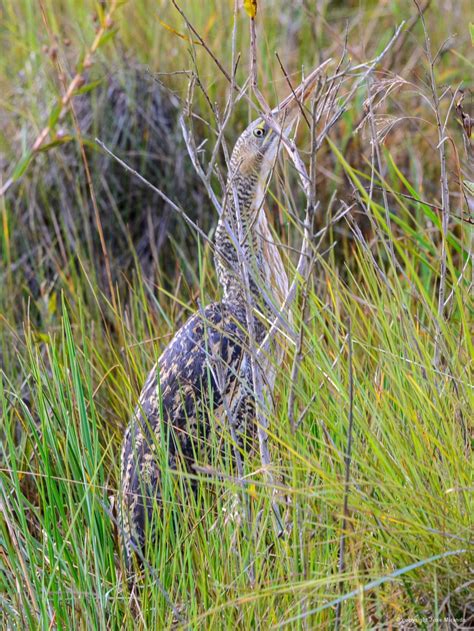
xmin=120 ymin=68 xmax=321 ymax=568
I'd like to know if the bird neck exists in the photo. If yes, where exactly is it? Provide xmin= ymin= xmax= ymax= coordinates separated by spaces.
xmin=214 ymin=169 xmax=288 ymax=315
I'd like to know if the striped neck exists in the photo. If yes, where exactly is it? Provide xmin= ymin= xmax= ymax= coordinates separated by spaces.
xmin=214 ymin=168 xmax=288 ymax=316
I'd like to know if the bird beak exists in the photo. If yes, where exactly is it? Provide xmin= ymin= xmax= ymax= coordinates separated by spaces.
xmin=271 ymin=65 xmax=323 ymax=134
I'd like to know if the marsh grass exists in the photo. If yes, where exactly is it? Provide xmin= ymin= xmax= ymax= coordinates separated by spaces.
xmin=1 ymin=0 xmax=473 ymax=629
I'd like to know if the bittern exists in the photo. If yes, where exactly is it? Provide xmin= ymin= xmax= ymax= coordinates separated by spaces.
xmin=120 ymin=69 xmax=320 ymax=568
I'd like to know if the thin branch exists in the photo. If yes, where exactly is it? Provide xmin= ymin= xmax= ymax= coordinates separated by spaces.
xmin=95 ymin=140 xmax=215 ymax=248
xmin=275 ymin=52 xmax=311 ymax=128
xmin=287 ymin=95 xmax=319 ymax=433
xmin=287 ymin=268 xmax=311 ymax=433
xmin=256 ymin=22 xmax=406 ymax=362
xmin=366 ymin=75 xmax=396 ymax=268
xmin=414 ymin=0 xmax=451 ymax=366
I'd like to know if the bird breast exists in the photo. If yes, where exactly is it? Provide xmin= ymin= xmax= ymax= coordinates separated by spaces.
xmin=255 ymin=206 xmax=289 ymax=312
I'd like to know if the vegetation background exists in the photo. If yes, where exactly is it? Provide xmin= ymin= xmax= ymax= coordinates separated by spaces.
xmin=1 ymin=0 xmax=472 ymax=628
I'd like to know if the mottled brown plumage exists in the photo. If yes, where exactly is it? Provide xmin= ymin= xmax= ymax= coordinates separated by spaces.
xmin=120 ymin=71 xmax=320 ymax=567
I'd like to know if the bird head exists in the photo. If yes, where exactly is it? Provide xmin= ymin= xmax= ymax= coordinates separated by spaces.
xmin=220 ymin=65 xmax=324 ymax=310
xmin=229 ymin=66 xmax=322 ymax=182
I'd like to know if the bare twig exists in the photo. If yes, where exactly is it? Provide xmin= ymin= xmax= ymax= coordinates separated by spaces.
xmin=287 ymin=95 xmax=319 ymax=433
xmin=414 ymin=0 xmax=451 ymax=366
xmin=315 ymin=22 xmax=406 ymax=153
xmin=234 ymin=5 xmax=293 ymax=537
xmin=287 ymin=284 xmax=309 ymax=434
xmin=387 ymin=0 xmax=431 ymax=70
xmin=366 ymin=76 xmax=396 ymax=267
xmin=171 ymin=0 xmax=234 ymax=87
xmin=95 ymin=140 xmax=215 ymax=248
xmin=275 ymin=52 xmax=311 ymax=128
xmin=256 ymin=23 xmax=406 ymax=363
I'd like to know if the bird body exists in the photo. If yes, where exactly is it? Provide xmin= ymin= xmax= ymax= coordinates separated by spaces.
xmin=120 ymin=301 xmax=254 ymax=562
xmin=120 ymin=69 xmax=320 ymax=567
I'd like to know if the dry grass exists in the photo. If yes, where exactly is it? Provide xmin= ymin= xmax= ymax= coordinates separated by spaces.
xmin=1 ymin=1 xmax=472 ymax=628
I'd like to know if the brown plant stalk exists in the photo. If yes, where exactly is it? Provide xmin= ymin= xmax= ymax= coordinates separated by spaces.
xmin=0 ymin=0 xmax=120 ymax=198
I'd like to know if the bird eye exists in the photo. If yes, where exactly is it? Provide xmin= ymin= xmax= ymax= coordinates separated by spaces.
xmin=253 ymin=127 xmax=265 ymax=138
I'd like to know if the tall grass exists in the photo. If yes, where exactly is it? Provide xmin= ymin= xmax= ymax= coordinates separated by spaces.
xmin=1 ymin=0 xmax=473 ymax=629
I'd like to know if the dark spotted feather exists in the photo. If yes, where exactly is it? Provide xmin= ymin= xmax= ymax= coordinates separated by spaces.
xmin=120 ymin=301 xmax=255 ymax=566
